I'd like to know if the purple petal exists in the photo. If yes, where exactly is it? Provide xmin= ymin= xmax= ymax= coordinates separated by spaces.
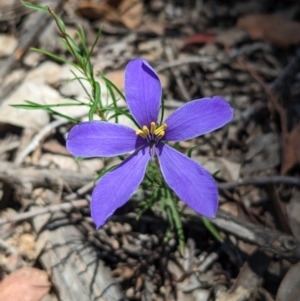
xmin=164 ymin=96 xmax=233 ymax=141
xmin=125 ymin=59 xmax=161 ymax=127
xmin=156 ymin=143 xmax=218 ymax=217
xmin=91 ymin=145 xmax=150 ymax=228
xmin=66 ymin=121 xmax=145 ymax=157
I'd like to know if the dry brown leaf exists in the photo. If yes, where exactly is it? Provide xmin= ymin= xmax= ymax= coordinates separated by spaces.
xmin=118 ymin=0 xmax=143 ymax=29
xmin=76 ymin=2 xmax=120 ymax=22
xmin=76 ymin=0 xmax=143 ymax=29
xmin=237 ymin=14 xmax=300 ymax=48
xmin=0 ymin=267 xmax=51 ymax=301
xmin=281 ymin=122 xmax=300 ymax=174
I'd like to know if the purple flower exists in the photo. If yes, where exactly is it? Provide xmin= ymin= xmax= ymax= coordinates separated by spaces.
xmin=66 ymin=59 xmax=233 ymax=228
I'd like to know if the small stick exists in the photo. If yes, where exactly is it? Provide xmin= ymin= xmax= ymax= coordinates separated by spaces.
xmin=217 ymin=175 xmax=300 ymax=190
xmin=14 ymin=119 xmax=69 ymax=166
xmin=156 ymin=56 xmax=212 ymax=72
xmin=64 ymin=181 xmax=94 ymax=201
xmin=0 ymin=199 xmax=88 ymax=226
xmin=1 ymin=161 xmax=300 ymax=193
xmin=165 ymin=46 xmax=192 ymax=101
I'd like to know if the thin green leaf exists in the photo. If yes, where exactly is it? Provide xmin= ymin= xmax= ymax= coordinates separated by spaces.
xmin=11 ymin=102 xmax=86 ymax=110
xmin=173 ymin=142 xmax=180 ymax=150
xmin=52 ymin=11 xmax=66 ymax=32
xmin=88 ymin=99 xmax=98 ymax=121
xmin=163 ymin=227 xmax=172 ymax=242
xmin=106 ymin=81 xmax=119 ymax=123
xmin=102 ymin=75 xmax=125 ymax=101
xmin=77 ymin=26 xmax=89 ymax=57
xmin=201 ymin=217 xmax=222 ymax=242
xmin=88 ymin=27 xmax=102 ymax=61
xmin=31 ymin=48 xmax=77 ymax=67
xmin=168 ymin=193 xmax=185 ymax=255
xmin=160 ymin=196 xmax=166 ymax=213
xmin=95 ymin=164 xmax=120 ymax=182
xmin=187 ymin=146 xmax=197 ymax=158
xmin=66 ymin=34 xmax=81 ymax=55
xmin=166 ymin=206 xmax=175 ymax=230
xmin=45 ymin=108 xmax=79 ymax=123
xmin=102 ymin=107 xmax=139 ymax=128
xmin=94 ymin=81 xmax=101 ymax=105
xmin=144 ymin=172 xmax=160 ymax=187
xmin=88 ymin=82 xmax=102 ymax=121
xmin=212 ymin=170 xmax=221 ymax=177
xmin=59 ymin=39 xmax=75 ymax=58
xmin=21 ymin=1 xmax=48 ymax=12
xmin=166 ymin=189 xmax=185 ymax=255
xmin=75 ymin=157 xmax=84 ymax=162
xmin=70 ymin=70 xmax=93 ymax=102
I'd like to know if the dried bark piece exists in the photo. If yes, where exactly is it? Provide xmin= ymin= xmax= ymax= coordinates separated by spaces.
xmin=33 ymin=210 xmax=124 ymax=301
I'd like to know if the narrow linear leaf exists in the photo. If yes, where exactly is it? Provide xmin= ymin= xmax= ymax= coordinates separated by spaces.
xmin=187 ymin=146 xmax=198 ymax=158
xmin=166 ymin=190 xmax=185 ymax=255
xmin=102 ymin=75 xmax=125 ymax=101
xmin=201 ymin=217 xmax=222 ymax=241
xmin=21 ymin=1 xmax=48 ymax=12
xmin=12 ymin=102 xmax=87 ymax=110
xmin=31 ymin=48 xmax=77 ymax=67
xmin=88 ymin=28 xmax=102 ymax=61
xmin=102 ymin=107 xmax=139 ymax=128
xmin=95 ymin=164 xmax=119 ymax=181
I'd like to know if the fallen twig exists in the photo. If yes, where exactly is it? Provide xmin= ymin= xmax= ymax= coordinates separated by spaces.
xmin=156 ymin=55 xmax=212 ymax=72
xmin=165 ymin=45 xmax=191 ymax=101
xmin=14 ymin=119 xmax=69 ymax=166
xmin=1 ymin=161 xmax=300 ymax=194
xmin=217 ymin=176 xmax=300 ymax=190
xmin=0 ymin=161 xmax=94 ymax=195
xmin=1 ymin=161 xmax=300 ymax=259
xmin=0 ymin=199 xmax=88 ymax=226
xmin=213 ymin=210 xmax=300 ymax=259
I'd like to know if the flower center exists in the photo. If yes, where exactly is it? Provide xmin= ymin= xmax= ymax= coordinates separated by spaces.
xmin=136 ymin=122 xmax=167 ymax=144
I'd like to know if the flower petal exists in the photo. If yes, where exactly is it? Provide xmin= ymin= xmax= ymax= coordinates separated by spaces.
xmin=91 ymin=145 xmax=150 ymax=228
xmin=164 ymin=96 xmax=233 ymax=141
xmin=66 ymin=121 xmax=145 ymax=157
xmin=156 ymin=143 xmax=218 ymax=217
xmin=125 ymin=59 xmax=161 ymax=127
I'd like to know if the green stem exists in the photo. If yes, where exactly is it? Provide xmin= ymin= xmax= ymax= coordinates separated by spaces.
xmin=165 ymin=188 xmax=185 ymax=255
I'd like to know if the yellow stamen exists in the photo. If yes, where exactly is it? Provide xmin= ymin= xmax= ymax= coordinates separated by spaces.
xmin=150 ymin=122 xmax=156 ymax=134
xmin=154 ymin=123 xmax=167 ymax=136
xmin=136 ymin=129 xmax=147 ymax=138
xmin=157 ymin=131 xmax=165 ymax=138
xmin=136 ymin=123 xmax=167 ymax=140
xmin=142 ymin=125 xmax=149 ymax=135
